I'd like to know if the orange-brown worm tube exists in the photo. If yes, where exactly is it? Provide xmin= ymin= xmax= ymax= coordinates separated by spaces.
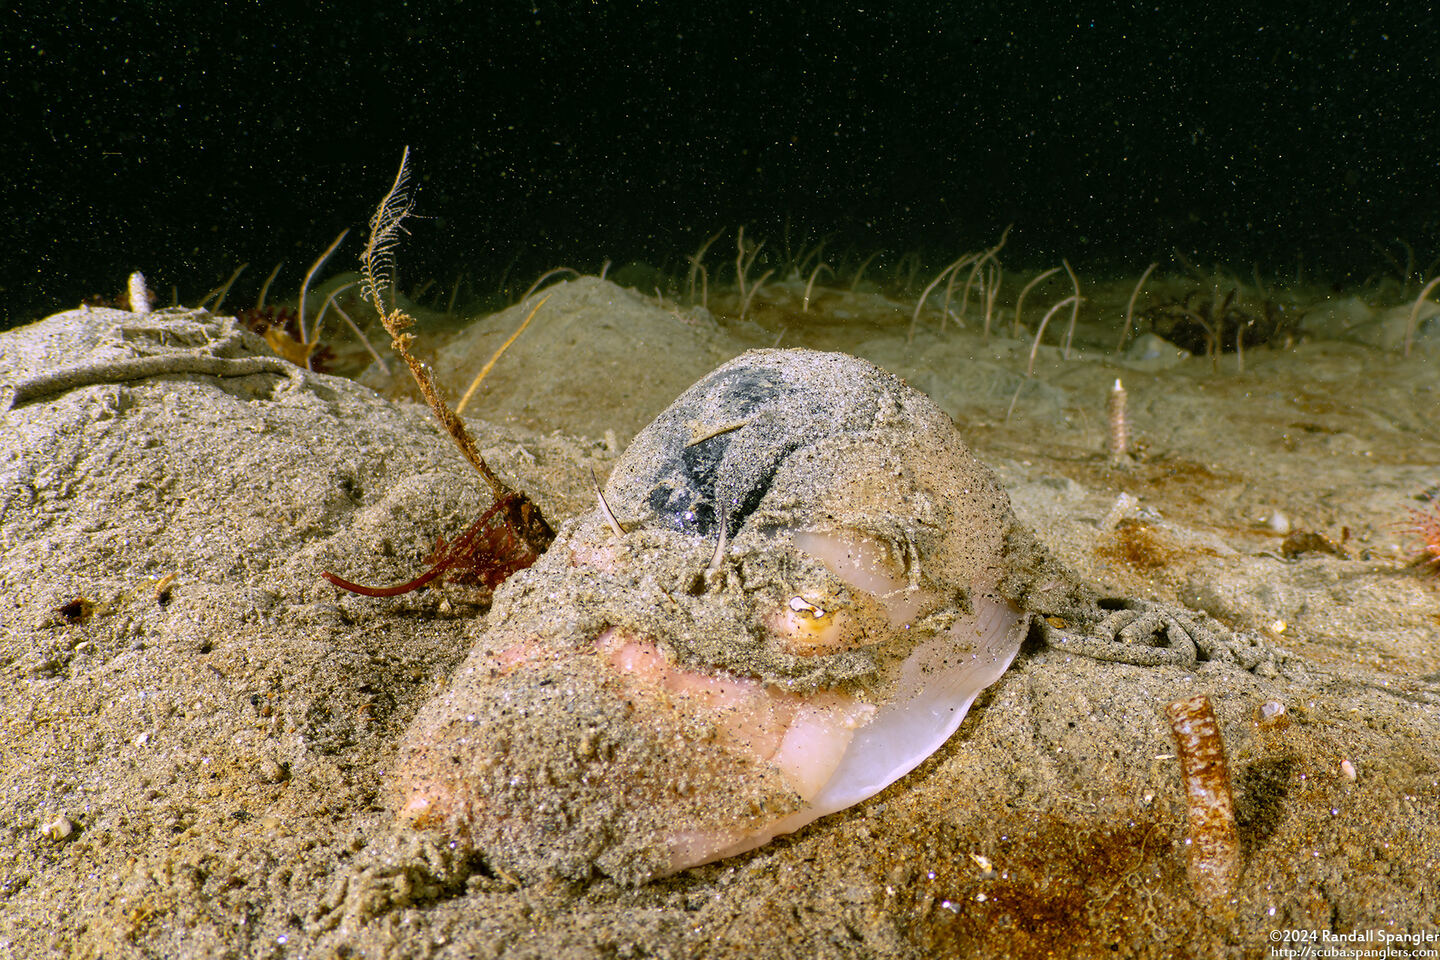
xmin=1166 ymin=694 xmax=1240 ymax=905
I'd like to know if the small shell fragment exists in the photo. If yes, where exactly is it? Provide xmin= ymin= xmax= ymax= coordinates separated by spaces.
xmin=1100 ymin=492 xmax=1139 ymax=532
xmin=1256 ymin=699 xmax=1287 ymax=727
xmin=1265 ymin=511 xmax=1292 ymax=535
xmin=40 ymin=816 xmax=73 ymax=841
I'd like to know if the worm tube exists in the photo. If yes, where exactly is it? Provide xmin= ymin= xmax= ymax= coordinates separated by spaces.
xmin=1166 ymin=694 xmax=1240 ymax=906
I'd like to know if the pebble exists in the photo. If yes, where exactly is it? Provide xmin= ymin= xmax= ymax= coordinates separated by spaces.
xmin=258 ymin=758 xmax=289 ymax=783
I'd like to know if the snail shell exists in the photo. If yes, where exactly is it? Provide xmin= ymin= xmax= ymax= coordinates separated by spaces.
xmin=391 ymin=349 xmax=1027 ymax=883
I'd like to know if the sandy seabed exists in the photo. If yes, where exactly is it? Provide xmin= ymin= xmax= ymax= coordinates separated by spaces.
xmin=2 ymin=273 xmax=1438 ymax=958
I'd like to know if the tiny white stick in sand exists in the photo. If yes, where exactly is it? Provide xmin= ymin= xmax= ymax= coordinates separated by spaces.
xmin=1107 ymin=378 xmax=1129 ymax=463
xmin=127 ymin=272 xmax=152 ymax=315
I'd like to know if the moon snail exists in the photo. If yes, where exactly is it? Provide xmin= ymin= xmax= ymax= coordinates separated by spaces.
xmin=390 ymin=349 xmax=1030 ymax=883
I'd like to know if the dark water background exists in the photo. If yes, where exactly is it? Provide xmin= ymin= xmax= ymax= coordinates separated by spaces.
xmin=4 ymin=0 xmax=1437 ymax=328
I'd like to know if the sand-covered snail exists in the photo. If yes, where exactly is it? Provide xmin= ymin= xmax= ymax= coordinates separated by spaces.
xmin=391 ymin=350 xmax=1029 ymax=883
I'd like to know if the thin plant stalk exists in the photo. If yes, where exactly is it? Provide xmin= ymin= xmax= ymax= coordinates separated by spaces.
xmin=494 ymin=251 xmax=522 ymax=300
xmin=959 ymin=226 xmax=1011 ymax=327
xmin=735 ymin=226 xmax=751 ymax=304
xmin=299 ymin=229 xmax=350 ymax=345
xmin=1173 ymin=247 xmax=1204 ymax=282
xmin=896 ymin=251 xmax=923 ymax=294
xmin=939 ymin=253 xmax=980 ymax=334
xmin=328 ymin=299 xmax=389 ymax=376
xmin=1061 ymin=259 xmax=1082 ymax=359
xmin=518 ymin=266 xmax=578 ymax=303
xmin=803 ymin=264 xmax=832 ymax=312
xmin=849 ymin=250 xmax=881 ymax=291
xmin=1181 ymin=308 xmax=1220 ymax=372
xmin=693 ymin=263 xmax=709 ymax=310
xmin=1366 ymin=235 xmax=1416 ymax=292
xmin=908 ymin=255 xmax=972 ymax=343
xmin=1209 ymin=284 xmax=1234 ymax=372
xmin=1405 ymin=276 xmax=1440 ymax=356
xmin=686 ymin=229 xmax=724 ymax=304
xmin=734 ymin=230 xmax=765 ymax=306
xmin=1117 ymin=261 xmax=1158 ymax=351
xmin=456 ymin=295 xmax=551 ymax=415
xmin=1012 ymin=267 xmax=1062 ymax=337
xmin=793 ymin=237 xmax=829 ymax=279
xmin=446 ymin=272 xmax=464 ymax=316
xmin=201 ymin=263 xmax=248 ymax=312
xmin=982 ymin=260 xmax=1002 ymax=340
xmin=1400 ymin=239 xmax=1417 ymax=290
xmin=1004 ymin=382 xmax=1024 ymax=423
xmin=307 ymin=281 xmax=357 ymax=370
xmin=736 ymin=230 xmax=748 ymax=306
xmin=1251 ymin=262 xmax=1270 ymax=301
xmin=956 ymin=256 xmax=985 ymax=324
xmin=256 ymin=262 xmax=284 ymax=312
xmin=739 ymin=269 xmax=773 ymax=321
xmin=1027 ymin=295 xmax=1079 ymax=377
